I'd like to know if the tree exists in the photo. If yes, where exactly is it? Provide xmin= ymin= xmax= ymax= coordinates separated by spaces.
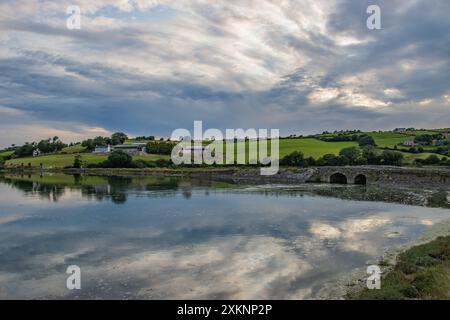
xmin=305 ymin=156 xmax=316 ymax=166
xmin=82 ymin=136 xmax=111 ymax=151
xmin=280 ymin=151 xmax=305 ymax=166
xmin=73 ymin=155 xmax=83 ymax=168
xmin=111 ymin=132 xmax=128 ymax=145
xmin=358 ymin=135 xmax=376 ymax=147
xmin=93 ymin=136 xmax=111 ymax=146
xmin=14 ymin=143 xmax=36 ymax=157
xmin=382 ymin=150 xmax=404 ymax=166
xmin=362 ymin=146 xmax=382 ymax=165
xmin=146 ymin=141 xmax=176 ymax=155
xmin=107 ymin=150 xmax=133 ymax=168
xmin=317 ymin=154 xmax=349 ymax=166
xmin=339 ymin=147 xmax=362 ymax=165
xmin=37 ymin=137 xmax=66 ymax=153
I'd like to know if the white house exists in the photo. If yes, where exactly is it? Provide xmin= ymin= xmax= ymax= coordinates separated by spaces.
xmin=32 ymin=148 xmax=41 ymax=157
xmin=181 ymin=145 xmax=205 ymax=154
xmin=401 ymin=140 xmax=417 ymax=147
xmin=93 ymin=145 xmax=111 ymax=153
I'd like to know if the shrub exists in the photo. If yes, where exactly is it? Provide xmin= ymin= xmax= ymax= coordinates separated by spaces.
xmin=106 ymin=150 xmax=133 ymax=168
xmin=154 ymin=159 xmax=173 ymax=168
xmin=146 ymin=141 xmax=177 ymax=155
xmin=14 ymin=143 xmax=36 ymax=157
xmin=415 ymin=155 xmax=448 ymax=166
xmin=305 ymin=156 xmax=316 ymax=166
xmin=339 ymin=147 xmax=362 ymax=165
xmin=317 ymin=154 xmax=349 ymax=166
xmin=381 ymin=150 xmax=404 ymax=166
xmin=423 ymin=155 xmax=441 ymax=165
xmin=280 ymin=151 xmax=305 ymax=166
xmin=358 ymin=135 xmax=376 ymax=147
xmin=362 ymin=146 xmax=382 ymax=165
xmin=73 ymin=155 xmax=82 ymax=168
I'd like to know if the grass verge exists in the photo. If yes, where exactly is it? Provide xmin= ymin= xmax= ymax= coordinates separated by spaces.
xmin=347 ymin=236 xmax=450 ymax=300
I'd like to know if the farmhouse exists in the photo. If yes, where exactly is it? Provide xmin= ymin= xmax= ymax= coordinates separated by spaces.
xmin=182 ymin=145 xmax=205 ymax=153
xmin=401 ymin=140 xmax=417 ymax=147
xmin=32 ymin=148 xmax=41 ymax=157
xmin=112 ymin=143 xmax=146 ymax=155
xmin=93 ymin=145 xmax=111 ymax=154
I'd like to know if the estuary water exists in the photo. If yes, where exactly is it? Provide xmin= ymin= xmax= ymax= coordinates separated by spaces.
xmin=0 ymin=174 xmax=449 ymax=299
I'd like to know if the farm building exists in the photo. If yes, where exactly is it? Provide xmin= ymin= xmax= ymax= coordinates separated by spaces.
xmin=93 ymin=145 xmax=111 ymax=153
xmin=112 ymin=143 xmax=146 ymax=155
xmin=32 ymin=148 xmax=41 ymax=157
xmin=401 ymin=140 xmax=417 ymax=147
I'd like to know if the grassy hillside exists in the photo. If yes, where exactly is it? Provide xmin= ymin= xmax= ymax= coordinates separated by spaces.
xmin=279 ymin=138 xmax=358 ymax=158
xmin=366 ymin=132 xmax=415 ymax=148
xmin=4 ymin=128 xmax=449 ymax=168
xmin=402 ymin=152 xmax=449 ymax=163
xmin=208 ymin=138 xmax=359 ymax=162
xmin=6 ymin=154 xmax=107 ymax=168
xmin=0 ymin=150 xmax=14 ymax=157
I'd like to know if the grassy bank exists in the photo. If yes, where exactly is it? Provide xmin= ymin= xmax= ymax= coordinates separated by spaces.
xmin=348 ymin=236 xmax=450 ymax=300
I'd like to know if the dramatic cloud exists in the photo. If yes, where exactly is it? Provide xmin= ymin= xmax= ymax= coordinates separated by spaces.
xmin=0 ymin=0 xmax=449 ymax=147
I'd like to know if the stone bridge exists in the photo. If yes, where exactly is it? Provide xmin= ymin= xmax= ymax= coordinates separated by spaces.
xmin=215 ymin=166 xmax=450 ymax=189
xmin=306 ymin=166 xmax=450 ymax=188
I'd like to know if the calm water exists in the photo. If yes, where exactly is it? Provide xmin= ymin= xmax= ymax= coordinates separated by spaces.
xmin=0 ymin=174 xmax=449 ymax=299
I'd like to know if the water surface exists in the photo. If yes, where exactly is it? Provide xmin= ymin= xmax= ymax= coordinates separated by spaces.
xmin=0 ymin=174 xmax=449 ymax=299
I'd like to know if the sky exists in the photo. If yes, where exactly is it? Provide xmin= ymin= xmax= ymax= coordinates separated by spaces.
xmin=0 ymin=0 xmax=449 ymax=148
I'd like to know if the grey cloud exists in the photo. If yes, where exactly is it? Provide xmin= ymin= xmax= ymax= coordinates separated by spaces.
xmin=0 ymin=1 xmax=449 ymax=146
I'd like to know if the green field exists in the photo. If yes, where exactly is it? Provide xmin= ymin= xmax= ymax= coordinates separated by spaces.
xmin=207 ymin=138 xmax=359 ymax=163
xmin=5 ymin=153 xmax=169 ymax=168
xmin=367 ymin=132 xmax=415 ymax=148
xmin=278 ymin=138 xmax=358 ymax=158
xmin=0 ymin=150 xmax=14 ymax=156
xmin=401 ymin=152 xmax=449 ymax=164
xmin=6 ymin=154 xmax=107 ymax=168
xmin=227 ymin=135 xmax=448 ymax=164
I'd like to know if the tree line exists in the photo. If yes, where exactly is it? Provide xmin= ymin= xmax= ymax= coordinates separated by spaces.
xmin=280 ymin=146 xmax=404 ymax=167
